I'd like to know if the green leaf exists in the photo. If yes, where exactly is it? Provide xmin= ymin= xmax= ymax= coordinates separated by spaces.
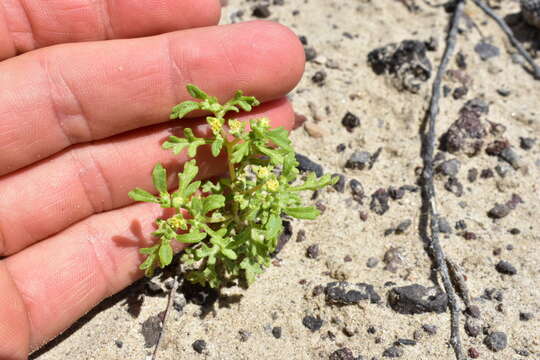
xmin=159 ymin=242 xmax=173 ymax=267
xmin=265 ymin=213 xmax=282 ymax=240
xmin=152 ymin=164 xmax=168 ymax=194
xmin=231 ymin=141 xmax=250 ymax=163
xmin=284 ymin=206 xmax=320 ymax=220
xmin=289 ymin=173 xmax=337 ymax=192
xmin=203 ymin=194 xmax=225 ymax=213
xmin=255 ymin=144 xmax=283 ymax=165
xmin=211 ymin=137 xmax=224 ymax=157
xmin=190 ymin=196 xmax=203 ymax=214
xmin=139 ymin=253 xmax=156 ymax=270
xmin=179 ymin=160 xmax=198 ymax=193
xmin=128 ymin=188 xmax=158 ymax=203
xmin=176 ymin=231 xmax=207 ymax=243
xmin=186 ymin=84 xmax=209 ymax=100
xmin=265 ymin=127 xmax=292 ymax=151
xmin=170 ymin=101 xmax=200 ymax=120
xmin=222 ymin=248 xmax=237 ymax=260
xmin=140 ymin=245 xmax=159 ymax=255
xmin=162 ymin=136 xmax=188 ymax=155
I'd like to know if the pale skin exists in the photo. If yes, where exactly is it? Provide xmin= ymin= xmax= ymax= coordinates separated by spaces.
xmin=0 ymin=1 xmax=304 ymax=358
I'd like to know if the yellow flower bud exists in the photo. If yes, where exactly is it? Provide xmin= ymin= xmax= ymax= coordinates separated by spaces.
xmin=265 ymin=178 xmax=279 ymax=192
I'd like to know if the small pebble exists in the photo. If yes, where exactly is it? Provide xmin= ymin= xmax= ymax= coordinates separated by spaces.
xmin=332 ymin=174 xmax=346 ymax=193
xmin=192 ymin=339 xmax=207 ymax=354
xmin=312 ymin=70 xmax=327 ymax=85
xmin=495 ymin=260 xmax=517 ymax=275
xmin=484 ymin=331 xmax=507 ymax=352
xmin=346 ymin=151 xmax=371 ymax=170
xmin=272 ymin=326 xmax=282 ymax=339
xmin=468 ymin=347 xmax=480 ymax=358
xmin=302 ymin=315 xmax=323 ymax=332
xmin=366 ymin=257 xmax=379 ymax=268
xmin=496 ymin=88 xmax=511 ymax=97
xmin=488 ymin=203 xmax=511 ymax=219
xmin=422 ymin=324 xmax=437 ymax=335
xmin=520 ymin=137 xmax=536 ymax=150
xmin=114 ymin=340 xmax=123 ymax=348
xmin=341 ymin=112 xmax=361 ymax=132
xmin=329 ymin=347 xmax=355 ymax=360
xmin=306 ymin=244 xmax=320 ymax=259
xmin=252 ymin=5 xmax=271 ymax=18
xmin=382 ymin=346 xmax=403 ymax=358
xmin=305 ymin=47 xmax=317 ymax=62
xmin=336 ymin=143 xmax=346 ymax=153
xmin=395 ymin=339 xmax=416 ymax=346
xmin=395 ymin=219 xmax=412 ymax=234
xmin=519 ymin=312 xmax=533 ymax=321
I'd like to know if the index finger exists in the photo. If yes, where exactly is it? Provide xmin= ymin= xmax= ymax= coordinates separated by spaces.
xmin=0 ymin=0 xmax=221 ymax=60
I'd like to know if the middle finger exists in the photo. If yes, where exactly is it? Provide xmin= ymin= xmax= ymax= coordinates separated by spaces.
xmin=0 ymin=20 xmax=305 ymax=175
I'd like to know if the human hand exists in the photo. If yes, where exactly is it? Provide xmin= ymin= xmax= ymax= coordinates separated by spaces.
xmin=0 ymin=1 xmax=304 ymax=358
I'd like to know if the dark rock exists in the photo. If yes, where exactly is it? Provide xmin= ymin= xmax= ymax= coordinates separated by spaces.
xmin=370 ymin=189 xmax=390 ymax=215
xmin=520 ymin=137 xmax=536 ymax=150
xmin=452 ymin=86 xmax=468 ymax=100
xmin=296 ymin=153 xmax=323 ymax=177
xmin=312 ymin=285 xmax=324 ymax=297
xmin=395 ymin=219 xmax=412 ymax=234
xmin=383 ymin=247 xmax=404 ymax=273
xmin=332 ymin=174 xmax=346 ymax=193
xmin=252 ymin=5 xmax=271 ymax=18
xmin=422 ymin=324 xmax=437 ymax=335
xmin=366 ymin=257 xmax=379 ymax=268
xmin=455 ymin=220 xmax=467 ymax=230
xmin=367 ymin=40 xmax=432 ymax=93
xmin=395 ymin=339 xmax=416 ymax=346
xmin=456 ymin=51 xmax=467 ymax=69
xmin=192 ymin=339 xmax=207 ymax=354
xmin=438 ymin=217 xmax=452 ymax=234
xmin=499 ymin=147 xmax=521 ymax=169
xmin=345 ymin=151 xmax=371 ymax=170
xmin=329 ymin=347 xmax=355 ymax=360
xmin=507 ymin=193 xmax=524 ymax=209
xmin=298 ymin=35 xmax=308 ymax=45
xmin=349 ymin=179 xmax=365 ymax=202
xmin=272 ymin=326 xmax=282 ymax=339
xmin=302 ymin=315 xmax=323 ymax=332
xmin=114 ymin=340 xmax=123 ymax=348
xmin=336 ymin=143 xmax=346 ymax=153
xmin=486 ymin=139 xmax=510 ymax=156
xmin=296 ymin=229 xmax=306 ymax=242
xmin=467 ymin=168 xmax=478 ymax=182
xmin=272 ymin=220 xmax=292 ymax=256
xmin=497 ymin=88 xmax=511 ymax=97
xmin=306 ymin=244 xmax=320 ymax=259
xmin=495 ymin=260 xmax=517 ymax=275
xmin=474 ymin=41 xmax=500 ymax=61
xmin=141 ymin=315 xmax=162 ymax=348
xmin=466 ymin=305 xmax=481 ymax=318
xmin=382 ymin=346 xmax=404 ymax=358
xmin=325 ymin=281 xmax=381 ymax=305
xmin=439 ymin=99 xmax=488 ymax=156
xmin=388 ymin=284 xmax=448 ymax=314
xmin=468 ymin=347 xmax=480 ymax=358
xmin=305 ymin=47 xmax=317 ymax=62
xmin=484 ymin=332 xmax=507 ymax=352
xmin=388 ymin=186 xmax=405 ymax=200
xmin=273 ymin=0 xmax=285 ymax=5
xmin=312 ymin=70 xmax=327 ymax=85
xmin=444 ymin=176 xmax=463 ymax=197
xmin=342 ymin=112 xmax=361 ymax=132
xmin=425 ymin=36 xmax=438 ymax=51
xmin=436 ymin=159 xmax=461 ymax=177
xmin=480 ymin=168 xmax=494 ymax=178
xmin=465 ymin=318 xmax=481 ymax=337
xmin=488 ymin=203 xmax=511 ymax=219
xmin=519 ymin=312 xmax=533 ymax=321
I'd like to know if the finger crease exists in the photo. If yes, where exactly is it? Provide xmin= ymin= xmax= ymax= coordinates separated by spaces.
xmin=10 ymin=0 xmax=37 ymax=53
xmin=97 ymin=0 xmax=115 ymax=40
xmin=165 ymin=35 xmax=190 ymax=105
xmin=40 ymin=54 xmax=94 ymax=145
xmin=70 ymin=146 xmax=114 ymax=214
xmin=84 ymin=220 xmax=116 ymax=297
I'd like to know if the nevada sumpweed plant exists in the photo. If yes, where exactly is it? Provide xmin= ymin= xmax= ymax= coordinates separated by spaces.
xmin=129 ymin=84 xmax=336 ymax=288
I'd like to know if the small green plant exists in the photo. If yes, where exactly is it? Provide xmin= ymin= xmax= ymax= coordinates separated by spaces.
xmin=129 ymin=84 xmax=336 ymax=288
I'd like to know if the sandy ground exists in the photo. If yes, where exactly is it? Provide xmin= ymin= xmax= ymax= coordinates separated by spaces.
xmin=33 ymin=0 xmax=539 ymax=359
